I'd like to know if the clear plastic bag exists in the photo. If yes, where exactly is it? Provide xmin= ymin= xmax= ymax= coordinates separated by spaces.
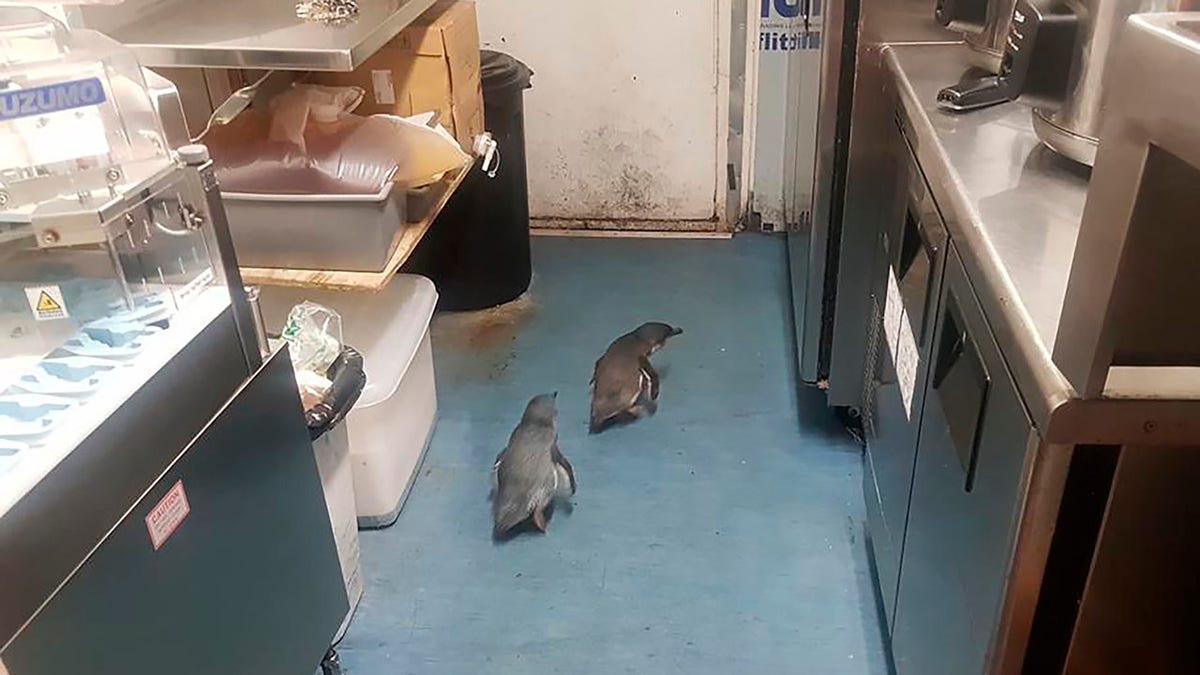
xmin=281 ymin=301 xmax=343 ymax=377
xmin=268 ymin=84 xmax=366 ymax=152
xmin=374 ymin=113 xmax=471 ymax=187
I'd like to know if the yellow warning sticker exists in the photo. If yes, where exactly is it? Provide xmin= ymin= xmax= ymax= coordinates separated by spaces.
xmin=25 ymin=285 xmax=69 ymax=321
xmin=36 ymin=292 xmax=62 ymax=313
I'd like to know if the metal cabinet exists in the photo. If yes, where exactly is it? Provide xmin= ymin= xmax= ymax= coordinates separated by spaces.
xmin=1 ymin=350 xmax=348 ymax=675
xmin=891 ymin=242 xmax=1038 ymax=675
xmin=862 ymin=116 xmax=949 ymax=629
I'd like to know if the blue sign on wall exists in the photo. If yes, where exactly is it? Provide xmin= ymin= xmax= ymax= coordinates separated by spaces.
xmin=0 ymin=78 xmax=107 ymax=121
xmin=762 ymin=0 xmax=821 ymax=19
xmin=762 ymin=0 xmax=803 ymax=18
xmin=760 ymin=30 xmax=821 ymax=51
xmin=760 ymin=0 xmax=822 ymax=51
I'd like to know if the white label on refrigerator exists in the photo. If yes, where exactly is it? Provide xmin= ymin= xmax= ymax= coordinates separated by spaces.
xmin=884 ymin=271 xmax=904 ymax=362
xmin=25 ymin=285 xmax=69 ymax=321
xmin=884 ymin=270 xmax=919 ymax=420
xmin=371 ymin=70 xmax=396 ymax=105
xmin=146 ymin=480 xmax=191 ymax=551
xmin=896 ymin=309 xmax=919 ymax=419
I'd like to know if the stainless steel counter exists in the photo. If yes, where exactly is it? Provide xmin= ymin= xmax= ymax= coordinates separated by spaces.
xmin=885 ymin=43 xmax=1091 ymax=432
xmin=78 ymin=0 xmax=438 ymax=71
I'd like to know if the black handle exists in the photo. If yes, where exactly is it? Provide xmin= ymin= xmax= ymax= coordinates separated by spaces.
xmin=933 ymin=295 xmax=991 ymax=492
xmin=306 ymin=346 xmax=366 ymax=441
xmin=897 ymin=203 xmax=939 ymax=346
xmin=935 ymin=0 xmax=988 ymax=33
xmin=937 ymin=74 xmax=1007 ymax=113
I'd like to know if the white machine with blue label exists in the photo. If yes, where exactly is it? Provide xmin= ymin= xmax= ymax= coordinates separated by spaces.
xmin=0 ymin=8 xmax=349 ymax=675
xmin=0 ymin=6 xmax=171 ymax=245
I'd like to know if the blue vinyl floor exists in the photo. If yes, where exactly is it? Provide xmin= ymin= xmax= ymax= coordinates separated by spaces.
xmin=339 ymin=234 xmax=889 ymax=674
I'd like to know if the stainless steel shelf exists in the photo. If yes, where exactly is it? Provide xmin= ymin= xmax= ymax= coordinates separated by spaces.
xmin=79 ymin=0 xmax=439 ymax=71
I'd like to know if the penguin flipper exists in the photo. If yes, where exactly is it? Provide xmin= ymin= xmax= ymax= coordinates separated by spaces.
xmin=552 ymin=442 xmax=576 ymax=494
xmin=640 ymin=357 xmax=660 ymax=401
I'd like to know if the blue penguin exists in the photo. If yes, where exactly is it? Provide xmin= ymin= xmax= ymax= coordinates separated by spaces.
xmin=590 ymin=322 xmax=683 ymax=434
xmin=492 ymin=393 xmax=576 ymax=537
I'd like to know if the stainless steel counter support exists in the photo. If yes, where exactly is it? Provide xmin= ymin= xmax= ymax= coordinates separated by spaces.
xmin=1054 ymin=13 xmax=1200 ymax=397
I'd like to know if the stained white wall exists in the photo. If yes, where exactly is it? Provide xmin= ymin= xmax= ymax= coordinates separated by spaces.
xmin=476 ymin=0 xmax=727 ymax=224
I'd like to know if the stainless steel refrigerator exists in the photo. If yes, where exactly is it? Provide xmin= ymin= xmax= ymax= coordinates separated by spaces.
xmin=791 ymin=0 xmax=953 ymax=406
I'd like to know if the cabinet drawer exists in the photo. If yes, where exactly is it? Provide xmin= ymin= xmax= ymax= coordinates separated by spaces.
xmin=892 ymin=242 xmax=1038 ymax=675
xmin=2 ymin=350 xmax=348 ymax=675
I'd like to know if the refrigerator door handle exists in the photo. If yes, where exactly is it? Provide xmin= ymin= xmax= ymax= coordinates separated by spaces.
xmin=896 ymin=203 xmax=942 ymax=346
xmin=932 ymin=293 xmax=992 ymax=491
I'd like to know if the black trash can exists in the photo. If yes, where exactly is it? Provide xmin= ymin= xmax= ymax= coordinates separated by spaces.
xmin=404 ymin=51 xmax=534 ymax=311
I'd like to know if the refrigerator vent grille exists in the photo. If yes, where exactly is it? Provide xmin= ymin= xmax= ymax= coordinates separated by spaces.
xmin=860 ymin=294 xmax=883 ymax=437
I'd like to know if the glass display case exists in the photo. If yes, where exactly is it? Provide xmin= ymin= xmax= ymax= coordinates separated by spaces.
xmin=0 ymin=7 xmax=232 ymax=515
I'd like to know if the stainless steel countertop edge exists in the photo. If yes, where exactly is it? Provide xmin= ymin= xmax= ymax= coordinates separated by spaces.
xmin=883 ymin=44 xmax=1078 ymax=433
xmin=80 ymin=0 xmax=441 ymax=72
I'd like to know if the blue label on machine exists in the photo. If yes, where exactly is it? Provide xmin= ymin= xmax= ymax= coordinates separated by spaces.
xmin=0 ymin=77 xmax=107 ymax=121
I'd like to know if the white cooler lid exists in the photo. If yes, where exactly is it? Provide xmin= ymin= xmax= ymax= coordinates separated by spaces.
xmin=258 ymin=275 xmax=438 ymax=409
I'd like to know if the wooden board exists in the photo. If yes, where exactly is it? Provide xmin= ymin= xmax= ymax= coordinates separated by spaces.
xmin=239 ymin=161 xmax=471 ymax=292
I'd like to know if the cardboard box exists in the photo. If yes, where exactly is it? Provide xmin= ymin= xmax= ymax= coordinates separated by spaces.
xmin=311 ymin=1 xmax=483 ymax=150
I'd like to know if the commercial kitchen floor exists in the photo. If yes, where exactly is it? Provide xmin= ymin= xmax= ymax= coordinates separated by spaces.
xmin=340 ymin=234 xmax=890 ymax=674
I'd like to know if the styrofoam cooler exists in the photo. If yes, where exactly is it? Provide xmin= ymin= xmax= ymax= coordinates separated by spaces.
xmin=260 ymin=275 xmax=439 ymax=528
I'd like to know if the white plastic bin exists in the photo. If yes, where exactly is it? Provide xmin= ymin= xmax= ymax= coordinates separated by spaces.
xmin=260 ymin=275 xmax=439 ymax=528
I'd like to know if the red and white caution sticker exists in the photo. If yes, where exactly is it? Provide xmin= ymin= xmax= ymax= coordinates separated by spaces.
xmin=145 ymin=480 xmax=191 ymax=551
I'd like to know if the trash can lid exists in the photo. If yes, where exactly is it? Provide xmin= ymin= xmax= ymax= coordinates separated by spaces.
xmin=481 ymin=50 xmax=533 ymax=93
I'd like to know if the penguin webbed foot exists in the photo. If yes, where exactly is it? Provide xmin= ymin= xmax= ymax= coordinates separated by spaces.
xmin=493 ymin=503 xmax=560 ymax=542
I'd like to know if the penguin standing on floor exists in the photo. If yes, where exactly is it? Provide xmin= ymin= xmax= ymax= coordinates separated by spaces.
xmin=590 ymin=322 xmax=683 ymax=434
xmin=492 ymin=393 xmax=576 ymax=538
